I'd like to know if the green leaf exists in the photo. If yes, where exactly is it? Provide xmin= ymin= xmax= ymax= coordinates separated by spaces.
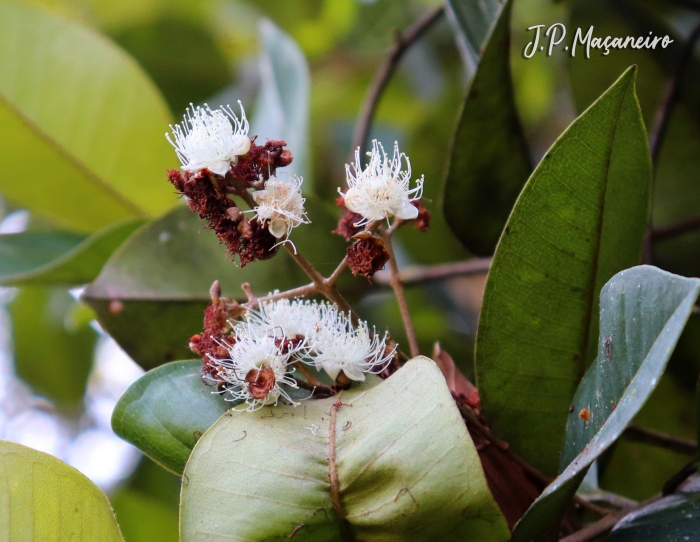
xmin=445 ymin=0 xmax=504 ymax=68
xmin=0 ymin=219 xmax=143 ymax=286
xmin=180 ymin=357 xmax=509 ymax=541
xmin=11 ymin=287 xmax=98 ymax=409
xmin=476 ymin=66 xmax=652 ymax=474
xmin=607 ymin=477 xmax=700 ymax=542
xmin=0 ymin=439 xmax=124 ymax=541
xmin=83 ymin=198 xmax=348 ymax=369
xmin=112 ymin=360 xmax=226 ymax=474
xmin=442 ymin=0 xmax=531 ymax=256
xmin=251 ymin=19 xmax=311 ymax=186
xmin=511 ymin=266 xmax=700 ymax=541
xmin=0 ymin=1 xmax=176 ymax=233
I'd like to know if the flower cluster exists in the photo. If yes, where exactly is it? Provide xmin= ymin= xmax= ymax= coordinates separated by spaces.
xmin=340 ymin=140 xmax=424 ymax=226
xmin=202 ymin=298 xmax=396 ymax=411
xmin=165 ymin=102 xmax=307 ymax=264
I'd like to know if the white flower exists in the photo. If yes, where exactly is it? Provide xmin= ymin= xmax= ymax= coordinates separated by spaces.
xmin=241 ymin=298 xmax=395 ymax=382
xmin=166 ymin=102 xmax=251 ymax=176
xmin=251 ymin=176 xmax=309 ymax=239
xmin=339 ymin=140 xmax=424 ymax=225
xmin=312 ymin=313 xmax=394 ymax=382
xmin=246 ymin=298 xmax=335 ymax=339
xmin=213 ymin=323 xmax=305 ymax=411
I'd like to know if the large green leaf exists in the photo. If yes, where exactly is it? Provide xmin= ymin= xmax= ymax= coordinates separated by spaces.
xmin=476 ymin=66 xmax=652 ymax=474
xmin=0 ymin=1 xmax=176 ymax=232
xmin=11 ymin=287 xmax=98 ymax=409
xmin=112 ymin=360 xmax=226 ymax=474
xmin=83 ymin=198 xmax=348 ymax=368
xmin=0 ymin=219 xmax=143 ymax=286
xmin=442 ymin=0 xmax=531 ymax=256
xmin=511 ymin=266 xmax=700 ymax=541
xmin=251 ymin=19 xmax=311 ymax=185
xmin=180 ymin=357 xmax=509 ymax=541
xmin=0 ymin=439 xmax=124 ymax=541
xmin=607 ymin=477 xmax=700 ymax=541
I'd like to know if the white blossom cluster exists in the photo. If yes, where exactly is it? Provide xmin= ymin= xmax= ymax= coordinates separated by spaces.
xmin=340 ymin=140 xmax=424 ymax=225
xmin=166 ymin=101 xmax=308 ymax=243
xmin=166 ymin=102 xmax=251 ymax=176
xmin=210 ymin=298 xmax=395 ymax=411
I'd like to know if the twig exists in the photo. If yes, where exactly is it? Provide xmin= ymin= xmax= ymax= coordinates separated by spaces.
xmin=582 ymin=490 xmax=638 ymax=510
xmin=646 ymin=22 xmax=700 ymax=251
xmin=381 ymin=230 xmax=420 ymax=358
xmin=350 ymin=6 xmax=445 ymax=156
xmin=623 ymin=424 xmax=697 ymax=455
xmin=243 ymin=282 xmax=317 ymax=309
xmin=560 ymin=494 xmax=661 ymax=542
xmin=662 ymin=456 xmax=698 ymax=495
xmin=649 ymin=21 xmax=700 ymax=167
xmin=374 ymin=257 xmax=491 ymax=287
xmin=651 ymin=214 xmax=700 ymax=243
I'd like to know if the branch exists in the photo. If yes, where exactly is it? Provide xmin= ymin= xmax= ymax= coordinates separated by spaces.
xmin=651 ymin=214 xmax=700 ymax=243
xmin=350 ymin=6 xmax=445 ymax=156
xmin=381 ymin=230 xmax=420 ymax=358
xmin=623 ymin=424 xmax=697 ymax=456
xmin=373 ymin=257 xmax=491 ymax=287
xmin=560 ymin=494 xmax=661 ymax=542
xmin=649 ymin=20 xmax=700 ymax=168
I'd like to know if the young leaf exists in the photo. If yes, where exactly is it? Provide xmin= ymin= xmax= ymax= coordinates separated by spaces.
xmin=442 ymin=0 xmax=531 ymax=256
xmin=476 ymin=66 xmax=652 ymax=474
xmin=112 ymin=361 xmax=226 ymax=474
xmin=607 ymin=476 xmax=700 ymax=541
xmin=251 ymin=19 xmax=311 ymax=185
xmin=0 ymin=439 xmax=124 ymax=541
xmin=0 ymin=2 xmax=176 ymax=232
xmin=180 ymin=357 xmax=510 ymax=542
xmin=83 ymin=198 xmax=348 ymax=368
xmin=0 ymin=219 xmax=143 ymax=287
xmin=511 ymin=266 xmax=700 ymax=541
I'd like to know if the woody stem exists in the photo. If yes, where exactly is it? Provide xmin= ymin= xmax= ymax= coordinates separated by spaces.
xmin=381 ymin=230 xmax=420 ymax=358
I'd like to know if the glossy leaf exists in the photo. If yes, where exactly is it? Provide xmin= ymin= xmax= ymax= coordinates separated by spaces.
xmin=476 ymin=66 xmax=652 ymax=474
xmin=511 ymin=266 xmax=700 ymax=541
xmin=445 ymin=0 xmax=504 ymax=69
xmin=11 ymin=287 xmax=97 ymax=409
xmin=181 ymin=357 xmax=510 ymax=541
xmin=0 ymin=219 xmax=143 ymax=286
xmin=0 ymin=1 xmax=175 ymax=232
xmin=0 ymin=439 xmax=124 ymax=541
xmin=251 ymin=19 xmax=311 ymax=185
xmin=112 ymin=361 xmax=226 ymax=474
xmin=608 ymin=476 xmax=700 ymax=541
xmin=442 ymin=0 xmax=531 ymax=256
xmin=83 ymin=198 xmax=347 ymax=368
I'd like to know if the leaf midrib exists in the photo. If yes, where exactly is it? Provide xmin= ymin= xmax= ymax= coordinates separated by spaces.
xmin=0 ymin=91 xmax=146 ymax=217
xmin=578 ymin=73 xmax=635 ymax=379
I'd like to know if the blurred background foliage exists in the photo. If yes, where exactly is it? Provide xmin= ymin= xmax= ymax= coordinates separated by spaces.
xmin=1 ymin=0 xmax=700 ymax=540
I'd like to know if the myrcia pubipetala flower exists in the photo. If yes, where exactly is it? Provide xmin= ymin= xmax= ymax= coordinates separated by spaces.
xmin=209 ymin=299 xmax=395 ymax=410
xmin=166 ymin=102 xmax=251 ymax=176
xmin=251 ymin=175 xmax=309 ymax=240
xmin=340 ymin=140 xmax=424 ymax=225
